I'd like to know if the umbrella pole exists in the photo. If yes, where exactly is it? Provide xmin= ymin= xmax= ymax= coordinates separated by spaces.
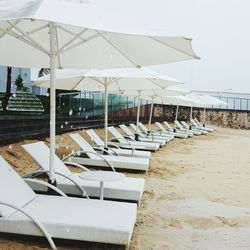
xmin=203 ymin=107 xmax=206 ymax=126
xmin=190 ymin=106 xmax=193 ymax=129
xmin=148 ymin=98 xmax=154 ymax=132
xmin=104 ymin=80 xmax=109 ymax=150
xmin=175 ymin=105 xmax=179 ymax=122
xmin=135 ymin=90 xmax=141 ymax=141
xmin=49 ymin=22 xmax=56 ymax=185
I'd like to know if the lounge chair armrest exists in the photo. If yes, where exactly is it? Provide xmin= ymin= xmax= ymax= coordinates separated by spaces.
xmin=22 ymin=168 xmax=43 ymax=179
xmin=63 ymin=150 xmax=116 ymax=172
xmin=93 ymin=146 xmax=119 ymax=156
xmin=64 ymin=161 xmax=90 ymax=172
xmin=107 ymin=142 xmax=121 ymax=149
xmin=23 ymin=178 xmax=67 ymax=197
xmin=22 ymin=170 xmax=89 ymax=199
xmin=0 ymin=201 xmax=56 ymax=249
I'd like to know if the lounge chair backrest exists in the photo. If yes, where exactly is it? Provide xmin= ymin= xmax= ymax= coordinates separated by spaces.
xmin=107 ymin=126 xmax=127 ymax=143
xmin=85 ymin=129 xmax=104 ymax=147
xmin=119 ymin=124 xmax=134 ymax=136
xmin=69 ymin=133 xmax=100 ymax=160
xmin=194 ymin=118 xmax=201 ymax=124
xmin=181 ymin=121 xmax=189 ymax=128
xmin=191 ymin=119 xmax=199 ymax=127
xmin=139 ymin=122 xmax=148 ymax=131
xmin=129 ymin=124 xmax=138 ymax=132
xmin=22 ymin=142 xmax=71 ymax=180
xmin=155 ymin=122 xmax=165 ymax=131
xmin=163 ymin=121 xmax=172 ymax=130
xmin=0 ymin=156 xmax=37 ymax=217
xmin=175 ymin=120 xmax=184 ymax=129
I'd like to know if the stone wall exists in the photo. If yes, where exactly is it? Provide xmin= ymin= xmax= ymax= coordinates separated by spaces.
xmin=158 ymin=105 xmax=250 ymax=129
xmin=109 ymin=104 xmax=250 ymax=129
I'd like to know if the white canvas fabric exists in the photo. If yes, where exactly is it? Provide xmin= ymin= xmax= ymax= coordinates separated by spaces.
xmin=0 ymin=0 xmax=199 ymax=69
xmin=33 ymin=68 xmax=182 ymax=91
xmin=0 ymin=0 xmax=199 ymax=186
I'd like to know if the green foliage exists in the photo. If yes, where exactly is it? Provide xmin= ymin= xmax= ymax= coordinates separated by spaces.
xmin=15 ymin=75 xmax=29 ymax=92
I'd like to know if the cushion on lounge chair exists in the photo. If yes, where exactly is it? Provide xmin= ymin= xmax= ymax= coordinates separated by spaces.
xmin=0 ymin=156 xmax=37 ymax=217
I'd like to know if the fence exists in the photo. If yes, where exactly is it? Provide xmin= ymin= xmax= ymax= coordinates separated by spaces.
xmin=57 ymin=91 xmax=150 ymax=117
xmin=215 ymin=96 xmax=250 ymax=111
xmin=192 ymin=91 xmax=250 ymax=111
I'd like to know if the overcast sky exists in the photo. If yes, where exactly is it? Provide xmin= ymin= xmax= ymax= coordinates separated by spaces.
xmin=99 ymin=0 xmax=250 ymax=93
xmin=147 ymin=0 xmax=250 ymax=93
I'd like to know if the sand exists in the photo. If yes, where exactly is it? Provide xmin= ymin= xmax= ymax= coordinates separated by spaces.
xmin=1 ymin=126 xmax=250 ymax=250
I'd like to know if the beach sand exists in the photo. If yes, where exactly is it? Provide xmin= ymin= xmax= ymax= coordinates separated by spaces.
xmin=1 ymin=126 xmax=250 ymax=249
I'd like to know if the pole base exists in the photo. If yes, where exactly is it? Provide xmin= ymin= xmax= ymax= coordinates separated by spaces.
xmin=47 ymin=179 xmax=58 ymax=195
xmin=103 ymin=147 xmax=109 ymax=155
xmin=134 ymin=133 xmax=139 ymax=141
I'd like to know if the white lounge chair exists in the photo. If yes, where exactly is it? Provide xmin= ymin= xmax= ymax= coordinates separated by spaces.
xmin=68 ymin=133 xmax=150 ymax=172
xmin=154 ymin=122 xmax=188 ymax=139
xmin=163 ymin=121 xmax=174 ymax=132
xmin=108 ymin=126 xmax=160 ymax=151
xmin=138 ymin=122 xmax=174 ymax=140
xmin=192 ymin=118 xmax=215 ymax=132
xmin=180 ymin=121 xmax=207 ymax=135
xmin=119 ymin=124 xmax=167 ymax=146
xmin=85 ymin=129 xmax=151 ymax=159
xmin=0 ymin=156 xmax=137 ymax=248
xmin=174 ymin=120 xmax=196 ymax=136
xmin=191 ymin=119 xmax=214 ymax=132
xmin=129 ymin=123 xmax=168 ymax=146
xmin=22 ymin=142 xmax=145 ymax=203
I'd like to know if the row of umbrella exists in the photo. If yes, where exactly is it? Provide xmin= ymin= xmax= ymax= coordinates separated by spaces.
xmin=0 ymin=0 xmax=201 ymax=183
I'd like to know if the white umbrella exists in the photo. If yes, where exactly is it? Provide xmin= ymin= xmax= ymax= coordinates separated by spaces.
xmin=198 ymin=94 xmax=229 ymax=125
xmin=33 ymin=67 xmax=182 ymax=146
xmin=0 ymin=0 xmax=199 ymax=183
xmin=161 ymin=94 xmax=204 ymax=123
xmin=120 ymin=86 xmax=188 ymax=133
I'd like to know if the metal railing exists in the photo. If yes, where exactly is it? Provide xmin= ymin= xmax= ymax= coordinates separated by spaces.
xmin=192 ymin=90 xmax=250 ymax=111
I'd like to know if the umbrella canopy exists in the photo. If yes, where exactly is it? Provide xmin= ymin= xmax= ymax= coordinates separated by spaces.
xmin=33 ymin=67 xmax=182 ymax=91
xmin=33 ymin=67 xmax=182 ymax=146
xmin=0 ymin=0 xmax=200 ymax=69
xmin=119 ymin=85 xmax=189 ymax=131
xmin=200 ymin=94 xmax=229 ymax=106
xmin=0 ymin=0 xmax=199 ymax=183
xmin=162 ymin=93 xmax=229 ymax=124
xmin=161 ymin=94 xmax=204 ymax=122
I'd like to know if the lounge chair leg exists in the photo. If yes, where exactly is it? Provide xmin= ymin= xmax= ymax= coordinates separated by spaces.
xmin=47 ymin=179 xmax=58 ymax=195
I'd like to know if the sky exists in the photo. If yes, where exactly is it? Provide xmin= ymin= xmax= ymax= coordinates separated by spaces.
xmin=148 ymin=0 xmax=250 ymax=93
xmin=32 ymin=0 xmax=250 ymax=93
xmin=93 ymin=0 xmax=250 ymax=93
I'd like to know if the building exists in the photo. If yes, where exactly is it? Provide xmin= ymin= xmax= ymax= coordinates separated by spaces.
xmin=0 ymin=66 xmax=31 ymax=93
